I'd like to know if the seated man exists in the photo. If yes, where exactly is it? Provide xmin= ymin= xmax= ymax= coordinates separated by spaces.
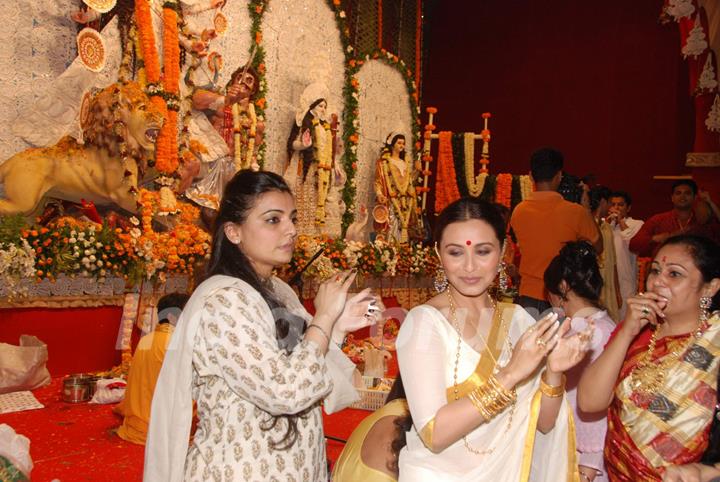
xmin=115 ymin=293 xmax=189 ymax=445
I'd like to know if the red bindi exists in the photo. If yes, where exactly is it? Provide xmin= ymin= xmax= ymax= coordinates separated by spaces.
xmin=662 ymin=256 xmax=667 ymax=263
xmin=466 ymin=240 xmax=472 ymax=246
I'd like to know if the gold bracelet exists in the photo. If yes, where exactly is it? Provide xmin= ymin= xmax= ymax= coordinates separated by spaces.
xmin=539 ymin=371 xmax=565 ymax=398
xmin=466 ymin=375 xmax=517 ymax=420
xmin=306 ymin=324 xmax=331 ymax=344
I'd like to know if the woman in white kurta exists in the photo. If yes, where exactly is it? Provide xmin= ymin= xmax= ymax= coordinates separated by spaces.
xmin=145 ymin=170 xmax=379 ymax=482
xmin=396 ymin=197 xmax=593 ymax=481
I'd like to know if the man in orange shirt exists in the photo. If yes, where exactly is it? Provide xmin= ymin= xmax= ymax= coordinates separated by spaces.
xmin=115 ymin=293 xmax=189 ymax=445
xmin=510 ymin=148 xmax=602 ymax=317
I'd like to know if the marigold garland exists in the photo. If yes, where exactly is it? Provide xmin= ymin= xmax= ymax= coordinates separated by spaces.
xmin=134 ymin=0 xmax=160 ymax=82
xmin=434 ymin=131 xmax=461 ymax=213
xmin=495 ymin=173 xmax=513 ymax=208
xmin=135 ymin=0 xmax=180 ymax=175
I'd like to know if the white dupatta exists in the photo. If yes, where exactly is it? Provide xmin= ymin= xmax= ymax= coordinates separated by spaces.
xmin=143 ymin=274 xmax=358 ymax=481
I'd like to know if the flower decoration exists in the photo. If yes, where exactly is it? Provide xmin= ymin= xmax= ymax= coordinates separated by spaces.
xmin=247 ymin=0 xmax=267 ymax=167
xmin=279 ymin=235 xmax=438 ymax=281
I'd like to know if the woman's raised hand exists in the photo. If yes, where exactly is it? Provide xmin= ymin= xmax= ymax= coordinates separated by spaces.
xmin=313 ymin=271 xmax=357 ymax=327
xmin=499 ymin=313 xmax=560 ymax=386
xmin=547 ymin=318 xmax=593 ymax=373
xmin=332 ymin=288 xmax=383 ymax=343
xmin=622 ymin=291 xmax=667 ymax=338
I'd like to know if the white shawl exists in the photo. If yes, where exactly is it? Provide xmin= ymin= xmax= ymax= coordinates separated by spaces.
xmin=143 ymin=275 xmax=357 ymax=482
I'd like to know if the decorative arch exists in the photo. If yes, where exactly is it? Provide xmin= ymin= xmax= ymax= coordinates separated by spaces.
xmin=353 ymin=58 xmax=416 ymax=234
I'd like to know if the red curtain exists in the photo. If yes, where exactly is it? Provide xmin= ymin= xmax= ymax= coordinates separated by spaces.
xmin=423 ymin=0 xmax=700 ymax=219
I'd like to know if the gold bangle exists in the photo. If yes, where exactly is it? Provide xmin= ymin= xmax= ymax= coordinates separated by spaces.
xmin=306 ymin=324 xmax=331 ymax=344
xmin=466 ymin=375 xmax=517 ymax=420
xmin=539 ymin=371 xmax=565 ymax=398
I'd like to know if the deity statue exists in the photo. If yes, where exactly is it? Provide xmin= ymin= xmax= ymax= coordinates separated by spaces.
xmin=284 ymin=83 xmax=345 ymax=233
xmin=192 ymin=65 xmax=263 ymax=171
xmin=373 ymin=132 xmax=420 ymax=243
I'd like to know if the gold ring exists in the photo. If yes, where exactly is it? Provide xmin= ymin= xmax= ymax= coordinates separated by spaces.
xmin=641 ymin=306 xmax=650 ymax=316
xmin=536 ymin=338 xmax=547 ymax=348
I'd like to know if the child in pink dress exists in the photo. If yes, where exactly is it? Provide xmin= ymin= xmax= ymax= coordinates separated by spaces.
xmin=545 ymin=241 xmax=616 ymax=482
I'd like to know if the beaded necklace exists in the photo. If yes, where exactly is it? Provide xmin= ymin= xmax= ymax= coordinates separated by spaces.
xmin=447 ymin=289 xmax=515 ymax=455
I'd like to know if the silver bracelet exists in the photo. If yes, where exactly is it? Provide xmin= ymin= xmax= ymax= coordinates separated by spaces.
xmin=306 ymin=324 xmax=331 ymax=344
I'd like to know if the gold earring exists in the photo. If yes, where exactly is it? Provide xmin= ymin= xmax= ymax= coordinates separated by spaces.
xmin=434 ymin=267 xmax=448 ymax=292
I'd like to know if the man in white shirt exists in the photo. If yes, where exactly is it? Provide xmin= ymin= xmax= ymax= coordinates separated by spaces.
xmin=607 ymin=191 xmax=644 ymax=320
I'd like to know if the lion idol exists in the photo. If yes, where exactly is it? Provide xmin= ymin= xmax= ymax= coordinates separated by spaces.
xmin=0 ymin=81 xmax=163 ymax=217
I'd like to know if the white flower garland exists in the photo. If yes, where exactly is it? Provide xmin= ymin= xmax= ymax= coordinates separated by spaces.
xmin=119 ymin=293 xmax=139 ymax=350
xmin=464 ymin=132 xmax=487 ymax=196
xmin=519 ymin=175 xmax=533 ymax=200
xmin=0 ymin=239 xmax=37 ymax=298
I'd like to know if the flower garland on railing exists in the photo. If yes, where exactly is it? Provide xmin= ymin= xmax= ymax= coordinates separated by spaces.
xmin=277 ymin=235 xmax=439 ymax=282
xmin=248 ymin=0 xmax=267 ymax=167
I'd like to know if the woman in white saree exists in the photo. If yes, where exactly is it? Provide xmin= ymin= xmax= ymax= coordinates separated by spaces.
xmin=396 ymin=198 xmax=592 ymax=481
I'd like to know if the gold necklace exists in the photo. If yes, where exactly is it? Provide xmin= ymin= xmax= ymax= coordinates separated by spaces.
xmin=676 ymin=212 xmax=694 ymax=232
xmin=447 ymin=289 xmax=515 ymax=455
xmin=629 ymin=323 xmax=702 ymax=396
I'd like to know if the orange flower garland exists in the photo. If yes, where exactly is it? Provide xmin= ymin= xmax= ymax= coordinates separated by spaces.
xmin=136 ymin=189 xmax=209 ymax=278
xmin=495 ymin=173 xmax=513 ymax=208
xmin=134 ymin=0 xmax=160 ymax=82
xmin=434 ymin=131 xmax=461 ymax=213
xmin=135 ymin=0 xmax=181 ymax=175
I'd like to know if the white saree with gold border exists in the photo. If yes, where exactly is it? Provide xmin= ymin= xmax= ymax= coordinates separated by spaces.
xmin=396 ymin=303 xmax=578 ymax=481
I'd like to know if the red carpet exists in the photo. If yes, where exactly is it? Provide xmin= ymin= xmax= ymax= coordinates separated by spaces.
xmin=0 ymin=302 xmax=399 ymax=480
xmin=0 ymin=378 xmax=145 ymax=481
xmin=0 ymin=378 xmax=379 ymax=481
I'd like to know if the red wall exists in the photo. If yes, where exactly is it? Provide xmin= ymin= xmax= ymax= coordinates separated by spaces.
xmin=0 ymin=306 xmax=124 ymax=377
xmin=422 ymin=0 xmax=710 ymax=219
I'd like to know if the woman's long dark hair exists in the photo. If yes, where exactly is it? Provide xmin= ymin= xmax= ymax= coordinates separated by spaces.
xmin=544 ymin=241 xmax=603 ymax=308
xmin=286 ymin=98 xmax=325 ymax=182
xmin=386 ymin=375 xmax=411 ymax=473
xmin=206 ymin=169 xmax=310 ymax=450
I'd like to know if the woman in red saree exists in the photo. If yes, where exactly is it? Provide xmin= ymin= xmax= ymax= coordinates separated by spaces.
xmin=578 ymin=235 xmax=720 ymax=481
